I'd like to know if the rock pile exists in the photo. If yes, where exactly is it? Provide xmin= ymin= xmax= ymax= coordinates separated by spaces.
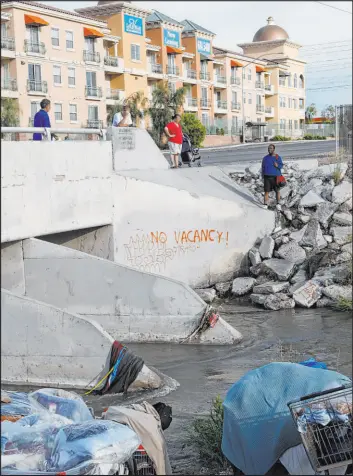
xmin=195 ymin=161 xmax=352 ymax=311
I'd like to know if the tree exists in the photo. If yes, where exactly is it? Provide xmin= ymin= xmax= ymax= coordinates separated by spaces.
xmin=148 ymin=81 xmax=185 ymax=148
xmin=181 ymin=113 xmax=206 ymax=148
xmin=1 ymin=98 xmax=19 ymax=127
xmin=321 ymin=105 xmax=335 ymax=122
xmin=106 ymin=90 xmax=148 ymax=127
xmin=305 ymin=103 xmax=317 ymax=123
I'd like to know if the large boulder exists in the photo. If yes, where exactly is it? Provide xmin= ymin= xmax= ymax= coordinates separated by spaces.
xmin=331 ymin=226 xmax=352 ymax=245
xmin=246 ymin=165 xmax=261 ymax=178
xmin=339 ymin=197 xmax=352 ymax=213
xmin=261 ymin=258 xmax=296 ymax=281
xmin=300 ymin=190 xmax=325 ymax=208
xmin=249 ymin=248 xmax=262 ymax=266
xmin=259 ymin=236 xmax=275 ymax=259
xmin=277 ymin=241 xmax=307 ymax=264
xmin=332 ymin=212 xmax=352 ymax=226
xmin=290 ymin=268 xmax=307 ymax=284
xmin=215 ymin=281 xmax=232 ymax=297
xmin=290 ymin=225 xmax=307 ymax=243
xmin=252 ymin=281 xmax=290 ymax=294
xmin=293 ymin=280 xmax=322 ymax=308
xmin=299 ymin=218 xmax=327 ymax=249
xmin=250 ymin=294 xmax=267 ymax=306
xmin=314 ymin=263 xmax=351 ymax=285
xmin=332 ymin=181 xmax=352 ymax=205
xmin=231 ymin=277 xmax=256 ymax=296
xmin=264 ymin=293 xmax=295 ymax=311
xmin=195 ymin=288 xmax=216 ymax=304
xmin=316 ymin=202 xmax=339 ymax=227
xmin=316 ymin=297 xmax=334 ymax=308
xmin=322 ymin=285 xmax=352 ymax=302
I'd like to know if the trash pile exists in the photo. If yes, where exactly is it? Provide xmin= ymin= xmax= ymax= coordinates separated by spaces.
xmin=1 ymin=388 xmax=141 ymax=475
xmin=196 ymin=161 xmax=352 ymax=310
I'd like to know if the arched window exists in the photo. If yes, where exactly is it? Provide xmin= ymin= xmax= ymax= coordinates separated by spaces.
xmin=294 ymin=73 xmax=298 ymax=88
xmin=299 ymin=74 xmax=304 ymax=88
xmin=288 ymin=73 xmax=292 ymax=87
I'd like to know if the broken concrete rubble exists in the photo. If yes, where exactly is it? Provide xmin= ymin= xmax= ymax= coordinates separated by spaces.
xmin=259 ymin=236 xmax=275 ymax=259
xmin=195 ymin=288 xmax=216 ymax=304
xmin=261 ymin=258 xmax=296 ymax=281
xmin=293 ymin=280 xmax=322 ymax=308
xmin=252 ymin=281 xmax=290 ymax=294
xmin=264 ymin=293 xmax=295 ymax=311
xmin=332 ymin=181 xmax=352 ymax=205
xmin=277 ymin=241 xmax=306 ymax=265
xmin=331 ymin=225 xmax=352 ymax=245
xmin=231 ymin=277 xmax=256 ymax=296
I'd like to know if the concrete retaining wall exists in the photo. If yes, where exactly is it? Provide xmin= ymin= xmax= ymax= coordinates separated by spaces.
xmin=1 ymin=241 xmax=25 ymax=295
xmin=1 ymin=141 xmax=113 ymax=243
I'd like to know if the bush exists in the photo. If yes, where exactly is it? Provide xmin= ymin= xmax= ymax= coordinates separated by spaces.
xmin=334 ymin=297 xmax=352 ymax=312
xmin=303 ymin=134 xmax=327 ymax=140
xmin=270 ymin=135 xmax=291 ymax=141
xmin=181 ymin=113 xmax=206 ymax=148
xmin=186 ymin=395 xmax=230 ymax=472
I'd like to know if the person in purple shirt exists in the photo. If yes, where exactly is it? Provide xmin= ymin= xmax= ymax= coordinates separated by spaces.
xmin=33 ymin=99 xmax=51 ymax=141
xmin=261 ymin=143 xmax=283 ymax=210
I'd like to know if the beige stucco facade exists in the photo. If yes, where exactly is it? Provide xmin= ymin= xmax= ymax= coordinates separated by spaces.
xmin=1 ymin=2 xmax=306 ymax=139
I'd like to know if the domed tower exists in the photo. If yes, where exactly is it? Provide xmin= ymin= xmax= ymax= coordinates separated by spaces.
xmin=253 ymin=17 xmax=289 ymax=42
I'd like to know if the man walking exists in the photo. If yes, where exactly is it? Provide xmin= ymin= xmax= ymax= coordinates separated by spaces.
xmin=164 ymin=114 xmax=183 ymax=169
xmin=33 ymin=99 xmax=51 ymax=141
xmin=261 ymin=143 xmax=283 ymax=210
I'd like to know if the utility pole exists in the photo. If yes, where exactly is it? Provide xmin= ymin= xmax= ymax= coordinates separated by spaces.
xmin=335 ymin=105 xmax=339 ymax=159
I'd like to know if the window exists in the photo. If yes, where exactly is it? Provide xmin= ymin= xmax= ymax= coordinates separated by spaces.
xmin=28 ymin=63 xmax=42 ymax=88
xmin=54 ymin=103 xmax=62 ymax=121
xmin=201 ymin=113 xmax=209 ymax=127
xmin=131 ymin=44 xmax=141 ymax=61
xmin=53 ymin=65 xmax=61 ymax=85
xmin=247 ymin=67 xmax=252 ymax=80
xmin=66 ymin=31 xmax=74 ymax=49
xmin=26 ymin=25 xmax=39 ymax=44
xmin=293 ymin=98 xmax=297 ymax=109
xmin=69 ymin=104 xmax=77 ymax=122
xmin=294 ymin=73 xmax=298 ymax=88
xmin=201 ymin=87 xmax=208 ymax=101
xmin=288 ymin=97 xmax=292 ymax=108
xmin=289 ymin=119 xmax=293 ymax=129
xmin=299 ymin=98 xmax=304 ymax=109
xmin=3 ymin=62 xmax=9 ymax=80
xmin=168 ymin=82 xmax=176 ymax=94
xmin=85 ymin=37 xmax=95 ymax=52
xmin=288 ymin=74 xmax=292 ymax=87
xmin=299 ymin=74 xmax=304 ymax=88
xmin=280 ymin=119 xmax=286 ymax=130
xmin=280 ymin=96 xmax=286 ymax=108
xmin=242 ymin=68 xmax=246 ymax=79
xmin=51 ymin=28 xmax=59 ymax=47
xmin=68 ymin=67 xmax=75 ymax=86
xmin=294 ymin=120 xmax=298 ymax=130
xmin=1 ymin=22 xmax=7 ymax=37
xmin=88 ymin=105 xmax=99 ymax=121
xmin=30 ymin=101 xmax=40 ymax=120
xmin=243 ymin=91 xmax=246 ymax=104
xmin=232 ymin=91 xmax=237 ymax=103
xmin=248 ymin=93 xmax=252 ymax=104
xmin=86 ymin=71 xmax=97 ymax=87
xmin=279 ymin=75 xmax=286 ymax=87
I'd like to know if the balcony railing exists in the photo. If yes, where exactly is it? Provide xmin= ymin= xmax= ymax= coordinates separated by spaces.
xmin=255 ymin=81 xmax=264 ymax=89
xmin=185 ymin=97 xmax=198 ymax=107
xmin=83 ymin=50 xmax=100 ymax=63
xmin=230 ymin=76 xmax=241 ymax=85
xmin=200 ymin=71 xmax=210 ymax=81
xmin=185 ymin=69 xmax=197 ymax=79
xmin=24 ymin=40 xmax=46 ymax=55
xmin=149 ymin=63 xmax=162 ymax=74
xmin=106 ymin=88 xmax=121 ymax=100
xmin=1 ymin=37 xmax=15 ymax=51
xmin=27 ymin=80 xmax=48 ymax=93
xmin=104 ymin=56 xmax=119 ymax=67
xmin=215 ymin=75 xmax=226 ymax=84
xmin=1 ymin=78 xmax=17 ymax=91
xmin=87 ymin=119 xmax=103 ymax=129
xmin=200 ymin=99 xmax=211 ymax=108
xmin=216 ymin=100 xmax=227 ymax=109
xmin=231 ymin=102 xmax=240 ymax=110
xmin=265 ymin=84 xmax=273 ymax=91
xmin=85 ymin=86 xmax=103 ymax=98
xmin=167 ymin=65 xmax=179 ymax=75
xmin=265 ymin=106 xmax=274 ymax=115
xmin=256 ymin=105 xmax=264 ymax=113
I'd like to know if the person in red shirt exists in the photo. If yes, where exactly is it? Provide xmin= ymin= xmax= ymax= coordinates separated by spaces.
xmin=164 ymin=114 xmax=183 ymax=169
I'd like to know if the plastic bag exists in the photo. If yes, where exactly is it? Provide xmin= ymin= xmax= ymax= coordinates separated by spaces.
xmin=50 ymin=420 xmax=141 ymax=472
xmin=1 ymin=392 xmax=41 ymax=421
xmin=30 ymin=389 xmax=93 ymax=423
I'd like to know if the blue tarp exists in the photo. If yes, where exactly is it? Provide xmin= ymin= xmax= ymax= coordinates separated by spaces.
xmin=221 ymin=362 xmax=351 ymax=475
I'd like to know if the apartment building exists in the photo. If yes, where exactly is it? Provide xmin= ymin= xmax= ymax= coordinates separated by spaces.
xmin=1 ymin=0 xmax=305 ymax=139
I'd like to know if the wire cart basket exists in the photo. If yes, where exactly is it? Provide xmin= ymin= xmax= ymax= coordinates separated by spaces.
xmin=123 ymin=445 xmax=156 ymax=476
xmin=288 ymin=385 xmax=352 ymax=474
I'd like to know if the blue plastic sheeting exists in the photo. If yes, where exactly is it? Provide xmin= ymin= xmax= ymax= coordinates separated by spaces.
xmin=299 ymin=358 xmax=327 ymax=370
xmin=221 ymin=363 xmax=351 ymax=475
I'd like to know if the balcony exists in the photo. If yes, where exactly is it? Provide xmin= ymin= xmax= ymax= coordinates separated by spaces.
xmin=106 ymin=88 xmax=123 ymax=105
xmin=104 ymin=55 xmax=118 ymax=67
xmin=214 ymin=75 xmax=227 ymax=87
xmin=200 ymin=99 xmax=211 ymax=109
xmin=86 ymin=119 xmax=103 ymax=129
xmin=256 ymin=105 xmax=265 ymax=113
xmin=1 ymin=77 xmax=18 ymax=98
xmin=230 ymin=76 xmax=241 ymax=86
xmin=85 ymin=86 xmax=103 ymax=99
xmin=83 ymin=50 xmax=100 ymax=63
xmin=265 ymin=106 xmax=274 ymax=117
xmin=167 ymin=65 xmax=179 ymax=76
xmin=231 ymin=102 xmax=241 ymax=111
xmin=148 ymin=63 xmax=163 ymax=79
xmin=24 ymin=40 xmax=46 ymax=56
xmin=1 ymin=37 xmax=15 ymax=58
xmin=184 ymin=97 xmax=198 ymax=111
xmin=215 ymin=100 xmax=227 ymax=111
xmin=27 ymin=80 xmax=48 ymax=95
xmin=264 ymin=84 xmax=274 ymax=95
xmin=183 ymin=69 xmax=197 ymax=83
xmin=255 ymin=81 xmax=265 ymax=89
xmin=200 ymin=71 xmax=210 ymax=81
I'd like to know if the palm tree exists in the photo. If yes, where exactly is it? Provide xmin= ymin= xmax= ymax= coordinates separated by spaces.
xmin=106 ymin=90 xmax=148 ymax=127
xmin=305 ymin=103 xmax=317 ymax=123
xmin=1 ymin=98 xmax=19 ymax=127
xmin=148 ymin=81 xmax=185 ymax=148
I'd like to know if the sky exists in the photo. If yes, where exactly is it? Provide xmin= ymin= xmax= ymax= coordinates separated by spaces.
xmin=41 ymin=0 xmax=352 ymax=112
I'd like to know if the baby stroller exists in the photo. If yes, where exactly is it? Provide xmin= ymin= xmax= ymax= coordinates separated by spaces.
xmin=179 ymin=133 xmax=201 ymax=167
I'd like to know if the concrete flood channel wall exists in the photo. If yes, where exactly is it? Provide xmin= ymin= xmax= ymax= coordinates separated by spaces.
xmin=1 ymin=128 xmax=273 ymax=386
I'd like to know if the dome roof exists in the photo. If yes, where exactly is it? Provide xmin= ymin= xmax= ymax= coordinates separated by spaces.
xmin=253 ymin=17 xmax=289 ymax=42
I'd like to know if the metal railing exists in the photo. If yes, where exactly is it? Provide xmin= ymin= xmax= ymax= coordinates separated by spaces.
xmin=149 ymin=63 xmax=162 ymax=74
xmin=200 ymin=99 xmax=211 ymax=108
xmin=230 ymin=77 xmax=241 ymax=85
xmin=1 ymin=37 xmax=15 ymax=50
xmin=1 ymin=78 xmax=17 ymax=91
xmin=215 ymin=75 xmax=226 ymax=84
xmin=106 ymin=88 xmax=121 ymax=100
xmin=215 ymin=100 xmax=227 ymax=109
xmin=1 ymin=126 xmax=106 ymax=141
xmin=185 ymin=69 xmax=197 ymax=79
xmin=104 ymin=56 xmax=119 ymax=67
xmin=200 ymin=71 xmax=210 ymax=81
xmin=83 ymin=50 xmax=100 ymax=63
xmin=85 ymin=86 xmax=103 ymax=98
xmin=255 ymin=81 xmax=264 ymax=89
xmin=27 ymin=80 xmax=48 ymax=93
xmin=265 ymin=84 xmax=273 ymax=92
xmin=24 ymin=40 xmax=46 ymax=55
xmin=167 ymin=65 xmax=179 ymax=75
xmin=256 ymin=105 xmax=264 ymax=113
xmin=185 ymin=97 xmax=198 ymax=107
xmin=265 ymin=106 xmax=273 ymax=114
xmin=231 ymin=102 xmax=240 ymax=110
xmin=336 ymin=104 xmax=352 ymax=155
xmin=87 ymin=120 xmax=103 ymax=129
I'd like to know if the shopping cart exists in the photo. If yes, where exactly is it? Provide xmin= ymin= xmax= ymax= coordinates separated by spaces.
xmin=288 ymin=385 xmax=352 ymax=475
xmin=122 ymin=445 xmax=156 ymax=476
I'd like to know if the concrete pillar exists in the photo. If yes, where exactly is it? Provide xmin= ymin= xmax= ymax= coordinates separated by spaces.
xmin=114 ymin=42 xmax=118 ymax=57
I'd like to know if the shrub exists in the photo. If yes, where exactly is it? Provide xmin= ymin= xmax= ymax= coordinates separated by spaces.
xmin=270 ymin=135 xmax=291 ymax=141
xmin=332 ymin=164 xmax=343 ymax=185
xmin=186 ymin=395 xmax=230 ymax=472
xmin=303 ymin=134 xmax=327 ymax=140
xmin=181 ymin=113 xmax=206 ymax=148
xmin=335 ymin=297 xmax=352 ymax=312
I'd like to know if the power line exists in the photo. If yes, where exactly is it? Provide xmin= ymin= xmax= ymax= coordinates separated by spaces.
xmin=302 ymin=48 xmax=352 ymax=57
xmin=306 ymin=84 xmax=352 ymax=90
xmin=302 ymin=40 xmax=352 ymax=48
xmin=314 ymin=1 xmax=352 ymax=14
xmin=306 ymin=56 xmax=352 ymax=64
